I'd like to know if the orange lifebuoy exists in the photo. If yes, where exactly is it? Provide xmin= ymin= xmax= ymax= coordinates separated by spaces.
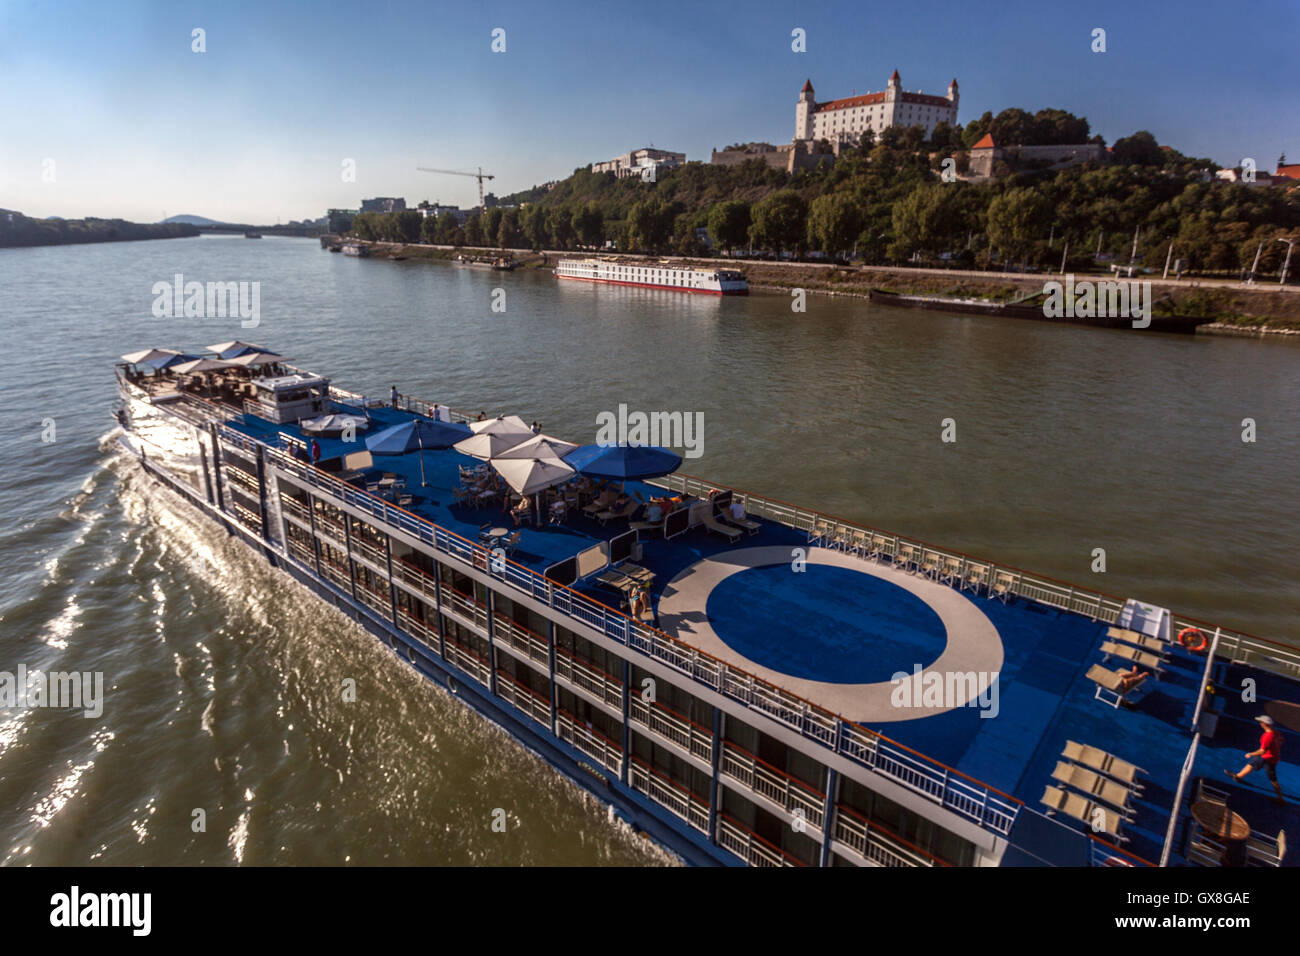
xmin=1178 ymin=627 xmax=1208 ymax=653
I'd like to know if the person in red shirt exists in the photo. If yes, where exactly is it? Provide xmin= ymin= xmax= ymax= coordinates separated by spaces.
xmin=1228 ymin=714 xmax=1284 ymax=802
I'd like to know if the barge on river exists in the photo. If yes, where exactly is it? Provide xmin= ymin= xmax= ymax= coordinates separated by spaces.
xmin=113 ymin=342 xmax=1298 ymax=867
xmin=556 ymin=257 xmax=747 ymax=295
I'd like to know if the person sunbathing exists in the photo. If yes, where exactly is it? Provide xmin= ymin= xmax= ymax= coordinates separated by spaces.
xmin=1117 ymin=666 xmax=1148 ymax=693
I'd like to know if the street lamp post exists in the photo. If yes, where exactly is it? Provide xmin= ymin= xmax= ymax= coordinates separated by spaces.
xmin=1276 ymin=237 xmax=1296 ymax=286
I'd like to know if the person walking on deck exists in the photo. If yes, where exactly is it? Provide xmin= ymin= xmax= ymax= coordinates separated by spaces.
xmin=390 ymin=384 xmax=399 ymax=408
xmin=1228 ymin=714 xmax=1285 ymax=802
xmin=310 ymin=439 xmax=321 ymax=464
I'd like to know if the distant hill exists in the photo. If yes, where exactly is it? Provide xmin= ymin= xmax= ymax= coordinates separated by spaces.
xmin=0 ymin=209 xmax=199 ymax=248
xmin=159 ymin=214 xmax=228 ymax=226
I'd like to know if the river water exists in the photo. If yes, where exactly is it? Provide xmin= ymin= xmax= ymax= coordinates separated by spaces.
xmin=1 ymin=235 xmax=1296 ymax=864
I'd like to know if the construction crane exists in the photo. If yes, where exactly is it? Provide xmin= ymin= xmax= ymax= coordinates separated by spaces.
xmin=416 ymin=166 xmax=495 ymax=211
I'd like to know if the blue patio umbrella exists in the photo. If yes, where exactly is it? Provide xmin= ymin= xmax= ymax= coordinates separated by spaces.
xmin=562 ymin=444 xmax=683 ymax=480
xmin=365 ymin=419 xmax=472 ymax=486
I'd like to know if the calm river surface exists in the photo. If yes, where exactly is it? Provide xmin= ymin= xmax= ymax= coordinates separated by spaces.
xmin=1 ymin=235 xmax=1296 ymax=864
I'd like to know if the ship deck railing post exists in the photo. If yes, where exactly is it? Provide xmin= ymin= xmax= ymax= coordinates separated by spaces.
xmin=485 ymin=590 xmax=498 ymax=697
xmin=431 ymin=559 xmax=447 ymax=662
xmin=547 ymin=620 xmax=558 ymax=735
xmin=620 ymin=658 xmax=631 ymax=785
xmin=209 ymin=424 xmax=227 ymax=513
xmin=708 ymin=709 xmax=723 ymax=845
xmin=819 ymin=769 xmax=838 ymax=867
xmin=306 ymin=494 xmax=323 ymax=579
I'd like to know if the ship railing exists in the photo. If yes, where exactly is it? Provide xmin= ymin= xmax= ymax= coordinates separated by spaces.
xmin=629 ymin=756 xmax=711 ymax=834
xmin=443 ymin=585 xmax=490 ymax=631
xmin=349 ymin=535 xmax=387 ymax=570
xmin=443 ymin=634 xmax=491 ymax=687
xmin=832 ymin=803 xmax=947 ymax=867
xmin=554 ymin=646 xmax=623 ymax=709
xmin=556 ymin=710 xmax=623 ymax=777
xmin=245 ymin=436 xmax=1025 ymax=837
xmin=629 ymin=697 xmax=713 ymax=763
xmin=716 ymin=814 xmax=805 ymax=868
xmin=1092 ymin=834 xmax=1152 ymax=867
xmin=395 ymin=609 xmax=439 ymax=652
xmin=494 ymin=671 xmax=553 ymax=729
xmin=492 ymin=615 xmax=551 ymax=668
xmin=721 ymin=741 xmax=826 ymax=829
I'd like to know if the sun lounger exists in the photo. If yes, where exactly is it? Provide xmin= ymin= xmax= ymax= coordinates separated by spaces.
xmin=720 ymin=506 xmax=761 ymax=536
xmin=701 ymin=510 xmax=742 ymax=542
xmin=1086 ymin=663 xmax=1150 ymax=708
xmin=1106 ymin=627 xmax=1167 ymax=654
xmin=1040 ymin=785 xmax=1125 ymax=841
xmin=1100 ymin=641 xmax=1166 ymax=675
xmin=584 ymin=492 xmax=617 ymax=516
xmin=597 ymin=499 xmax=639 ymax=525
xmin=1061 ymin=740 xmax=1146 ymax=790
xmin=1050 ymin=761 xmax=1134 ymax=815
xmin=1245 ymin=829 xmax=1286 ymax=867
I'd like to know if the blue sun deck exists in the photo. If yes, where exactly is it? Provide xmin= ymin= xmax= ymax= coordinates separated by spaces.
xmin=227 ymin=400 xmax=1300 ymax=867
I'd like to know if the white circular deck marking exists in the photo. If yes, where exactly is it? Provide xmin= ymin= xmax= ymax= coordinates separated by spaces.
xmin=656 ymin=546 xmax=1003 ymax=724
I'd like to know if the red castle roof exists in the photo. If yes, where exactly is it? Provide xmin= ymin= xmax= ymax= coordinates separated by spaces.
xmin=971 ymin=133 xmax=996 ymax=150
xmin=1276 ymin=164 xmax=1300 ymax=180
xmin=801 ymin=78 xmax=814 ymax=93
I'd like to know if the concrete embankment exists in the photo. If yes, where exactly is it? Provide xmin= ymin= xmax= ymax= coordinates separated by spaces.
xmin=339 ymin=239 xmax=1300 ymax=334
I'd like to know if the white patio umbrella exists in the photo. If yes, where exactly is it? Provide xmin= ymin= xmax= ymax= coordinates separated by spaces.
xmin=454 ymin=430 xmax=532 ymax=460
xmin=491 ymin=434 xmax=579 ymax=460
xmin=172 ymin=357 xmax=238 ymax=374
xmin=121 ymin=348 xmax=180 ymax=364
xmin=227 ymin=351 xmax=288 ymax=367
xmin=469 ymin=414 xmax=532 ymax=436
xmin=491 ymin=456 xmax=575 ymax=527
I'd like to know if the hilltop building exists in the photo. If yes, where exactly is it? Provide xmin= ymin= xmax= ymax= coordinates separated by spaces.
xmin=360 ymin=197 xmax=407 ymax=214
xmin=592 ymin=147 xmax=685 ymax=179
xmin=795 ymin=71 xmax=959 ymax=146
xmin=967 ymin=133 xmax=1107 ymax=178
xmin=709 ymin=140 xmax=835 ymax=174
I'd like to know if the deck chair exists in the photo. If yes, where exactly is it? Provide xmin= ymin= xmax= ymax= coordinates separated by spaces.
xmin=1245 ymin=830 xmax=1286 ymax=867
xmin=1100 ymin=641 xmax=1166 ymax=677
xmin=990 ymin=571 xmax=1016 ymax=603
xmin=1061 ymin=741 xmax=1146 ymax=790
xmin=1086 ymin=663 xmax=1150 ymax=708
xmin=1040 ymin=785 xmax=1125 ymax=841
xmin=501 ymin=531 xmax=522 ymax=555
xmin=940 ymin=557 xmax=962 ymax=586
xmin=920 ymin=552 xmax=942 ymax=580
xmin=963 ymin=562 xmax=988 ymax=592
xmin=1050 ymin=761 xmax=1134 ymax=815
xmin=1106 ymin=626 xmax=1167 ymax=654
xmin=895 ymin=543 xmax=920 ymax=573
xmin=701 ymin=509 xmax=742 ymax=542
xmin=1187 ymin=826 xmax=1227 ymax=867
xmin=584 ymin=491 xmax=617 ymax=516
xmin=630 ymin=512 xmax=665 ymax=536
xmin=868 ymin=533 xmax=891 ymax=560
xmin=722 ymin=506 xmax=761 ymax=536
xmin=597 ymin=499 xmax=639 ymax=525
xmin=808 ymin=517 xmax=835 ymax=546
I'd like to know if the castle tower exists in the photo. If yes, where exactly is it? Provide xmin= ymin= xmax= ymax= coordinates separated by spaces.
xmin=947 ymin=77 xmax=959 ymax=106
xmin=884 ymin=69 xmax=901 ymax=126
xmin=795 ymin=78 xmax=815 ymax=142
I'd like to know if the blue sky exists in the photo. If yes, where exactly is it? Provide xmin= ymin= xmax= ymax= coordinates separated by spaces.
xmin=2 ymin=0 xmax=1297 ymax=223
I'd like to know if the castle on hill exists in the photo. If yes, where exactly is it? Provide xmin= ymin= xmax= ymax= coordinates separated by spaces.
xmin=795 ymin=70 xmax=959 ymax=145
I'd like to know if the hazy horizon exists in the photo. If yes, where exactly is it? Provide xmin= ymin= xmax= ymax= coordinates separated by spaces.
xmin=3 ymin=0 xmax=1298 ymax=223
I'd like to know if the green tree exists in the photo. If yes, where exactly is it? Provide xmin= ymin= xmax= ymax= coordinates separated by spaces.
xmin=986 ymin=186 xmax=1051 ymax=265
xmin=572 ymin=201 xmax=604 ymax=247
xmin=706 ymin=200 xmax=751 ymax=252
xmin=890 ymin=183 xmax=961 ymax=260
xmin=749 ymin=190 xmax=809 ymax=254
xmin=464 ymin=213 xmax=484 ymax=247
xmin=806 ymin=193 xmax=863 ymax=256
xmin=1112 ymin=131 xmax=1163 ymax=166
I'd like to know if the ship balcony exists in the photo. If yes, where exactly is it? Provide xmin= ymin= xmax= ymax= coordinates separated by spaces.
xmin=629 ymin=697 xmax=713 ymax=765
xmin=720 ymin=741 xmax=826 ymax=833
xmin=492 ymin=614 xmax=551 ymax=669
xmin=554 ymin=646 xmax=623 ymax=710
xmin=715 ymin=814 xmax=806 ymax=868
xmin=629 ymin=757 xmax=710 ymax=835
xmin=556 ymin=709 xmax=623 ymax=778
xmin=494 ymin=670 xmax=553 ymax=730
xmin=831 ymin=804 xmax=949 ymax=867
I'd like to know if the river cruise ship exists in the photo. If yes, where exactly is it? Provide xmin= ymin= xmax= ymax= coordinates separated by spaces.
xmin=113 ymin=343 xmax=1298 ymax=868
xmin=556 ymin=257 xmax=748 ymax=295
